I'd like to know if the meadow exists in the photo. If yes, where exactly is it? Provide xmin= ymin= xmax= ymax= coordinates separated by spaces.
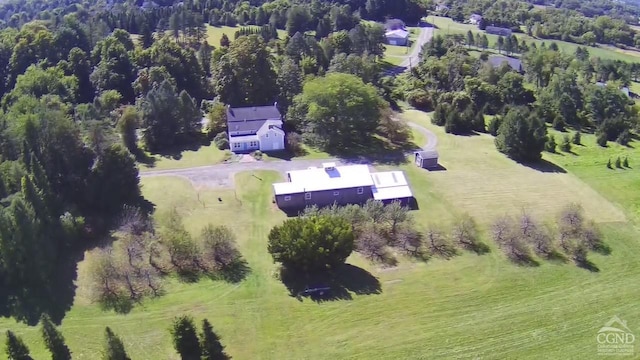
xmin=2 ymin=110 xmax=640 ymax=359
xmin=205 ymin=24 xmax=286 ymax=46
xmin=428 ymin=15 xmax=640 ymax=62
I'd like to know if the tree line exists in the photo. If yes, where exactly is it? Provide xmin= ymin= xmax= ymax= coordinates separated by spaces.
xmin=4 ymin=313 xmax=230 ymax=360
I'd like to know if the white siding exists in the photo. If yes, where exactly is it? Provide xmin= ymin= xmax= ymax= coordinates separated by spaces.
xmin=258 ymin=128 xmax=285 ymax=151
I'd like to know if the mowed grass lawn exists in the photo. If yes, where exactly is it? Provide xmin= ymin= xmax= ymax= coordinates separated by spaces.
xmin=206 ymin=24 xmax=286 ymax=46
xmin=139 ymin=143 xmax=231 ymax=172
xmin=428 ymin=15 xmax=640 ymax=62
xmin=3 ymin=110 xmax=640 ymax=358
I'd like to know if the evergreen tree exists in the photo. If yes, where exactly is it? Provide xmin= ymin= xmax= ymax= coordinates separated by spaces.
xmin=545 ymin=136 xmax=557 ymax=153
xmin=140 ymin=23 xmax=154 ymax=49
xmin=572 ymin=130 xmax=581 ymax=145
xmin=560 ymin=134 xmax=572 ymax=152
xmin=495 ymin=107 xmax=547 ymax=162
xmin=102 ymin=327 xmax=130 ymax=360
xmin=40 ymin=314 xmax=72 ymax=360
xmin=431 ymin=103 xmax=448 ymax=126
xmin=615 ymin=157 xmax=622 ymax=168
xmin=623 ymin=157 xmax=629 ymax=167
xmin=5 ymin=330 xmax=32 ymax=360
xmin=607 ymin=158 xmax=612 ymax=169
xmin=200 ymin=319 xmax=229 ymax=360
xmin=171 ymin=316 xmax=201 ymax=360
xmin=220 ymin=33 xmax=230 ymax=48
xmin=277 ymin=57 xmax=303 ymax=114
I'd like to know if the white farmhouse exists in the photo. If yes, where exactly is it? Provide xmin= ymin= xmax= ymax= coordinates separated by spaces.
xmin=226 ymin=104 xmax=285 ymax=152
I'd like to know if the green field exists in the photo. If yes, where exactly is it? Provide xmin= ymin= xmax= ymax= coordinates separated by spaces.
xmin=2 ymin=111 xmax=640 ymax=358
xmin=139 ymin=143 xmax=231 ymax=172
xmin=428 ymin=15 xmax=640 ymax=62
xmin=206 ymin=25 xmax=286 ymax=46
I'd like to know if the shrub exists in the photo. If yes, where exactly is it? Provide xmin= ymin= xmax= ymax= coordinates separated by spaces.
xmin=286 ymin=132 xmax=304 ymax=155
xmin=623 ymin=156 xmax=629 ymax=167
xmin=607 ymin=158 xmax=612 ymax=169
xmin=267 ymin=215 xmax=354 ymax=272
xmin=545 ymin=136 xmax=557 ymax=153
xmin=560 ymin=134 xmax=571 ymax=152
xmin=407 ymin=89 xmax=433 ymax=111
xmin=487 ymin=116 xmax=502 ymax=136
xmin=596 ymin=131 xmax=608 ymax=147
xmin=431 ymin=103 xmax=448 ymax=126
xmin=615 ymin=156 xmax=622 ymax=168
xmin=251 ymin=150 xmax=263 ymax=160
xmin=617 ymin=129 xmax=630 ymax=146
xmin=552 ymin=115 xmax=565 ymax=131
xmin=572 ymin=130 xmax=581 ymax=145
xmin=213 ymin=132 xmax=229 ymax=150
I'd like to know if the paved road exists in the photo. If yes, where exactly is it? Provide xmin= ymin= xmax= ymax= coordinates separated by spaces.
xmin=399 ymin=26 xmax=433 ymax=70
xmin=141 ymin=122 xmax=438 ymax=188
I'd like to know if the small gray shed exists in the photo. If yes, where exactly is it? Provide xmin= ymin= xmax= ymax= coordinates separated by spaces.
xmin=415 ymin=150 xmax=438 ymax=168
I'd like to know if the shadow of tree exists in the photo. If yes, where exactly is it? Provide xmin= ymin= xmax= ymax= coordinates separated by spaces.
xmin=279 ymin=264 xmax=381 ymax=302
xmin=329 ymin=135 xmax=421 ymax=165
xmin=217 ymin=259 xmax=251 ymax=284
xmin=518 ymin=159 xmax=567 ymax=173
xmin=576 ymin=258 xmax=600 ymax=272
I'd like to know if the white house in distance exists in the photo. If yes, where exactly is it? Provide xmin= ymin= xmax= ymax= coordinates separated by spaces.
xmin=469 ymin=14 xmax=482 ymax=25
xmin=226 ymin=104 xmax=285 ymax=153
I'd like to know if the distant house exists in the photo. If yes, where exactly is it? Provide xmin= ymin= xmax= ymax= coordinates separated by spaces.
xmin=414 ymin=150 xmax=439 ymax=169
xmin=226 ymin=104 xmax=285 ymax=153
xmin=385 ymin=29 xmax=410 ymax=46
xmin=485 ymin=26 xmax=512 ymax=37
xmin=487 ymin=55 xmax=523 ymax=73
xmin=272 ymin=163 xmax=414 ymax=211
xmin=469 ymin=14 xmax=482 ymax=25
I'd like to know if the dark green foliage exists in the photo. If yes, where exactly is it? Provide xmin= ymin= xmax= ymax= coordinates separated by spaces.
xmin=545 ymin=136 xmax=557 ymax=153
xmin=5 ymin=330 xmax=32 ymax=360
xmin=406 ymin=89 xmax=433 ymax=111
xmin=213 ymin=132 xmax=229 ymax=150
xmin=431 ymin=104 xmax=448 ymax=126
xmin=617 ymin=129 xmax=631 ymax=146
xmin=117 ymin=106 xmax=139 ymax=154
xmin=488 ymin=116 xmax=502 ymax=136
xmin=171 ymin=316 xmax=201 ymax=360
xmin=615 ymin=157 xmax=622 ymax=168
xmin=287 ymin=73 xmax=383 ymax=149
xmin=597 ymin=131 xmax=608 ymax=147
xmin=472 ymin=108 xmax=486 ymax=132
xmin=572 ymin=130 xmax=581 ymax=145
xmin=495 ymin=107 xmax=547 ymax=162
xmin=87 ymin=145 xmax=142 ymax=217
xmin=212 ymin=35 xmax=278 ymax=107
xmin=200 ymin=319 xmax=229 ymax=360
xmin=268 ymin=215 xmax=354 ymax=272
xmin=102 ymin=327 xmax=130 ymax=360
xmin=220 ymin=33 xmax=230 ymax=48
xmin=552 ymin=115 xmax=565 ymax=131
xmin=560 ymin=135 xmax=572 ymax=152
xmin=40 ymin=314 xmax=72 ymax=360
xmin=138 ymin=80 xmax=201 ymax=152
xmin=607 ymin=158 xmax=612 ymax=169
xmin=623 ymin=157 xmax=629 ymax=168
xmin=277 ymin=57 xmax=303 ymax=114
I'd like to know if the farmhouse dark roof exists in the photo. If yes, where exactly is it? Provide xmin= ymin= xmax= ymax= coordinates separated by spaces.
xmin=385 ymin=19 xmax=406 ymax=30
xmin=415 ymin=150 xmax=438 ymax=158
xmin=487 ymin=55 xmax=522 ymax=72
xmin=227 ymin=105 xmax=281 ymax=122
